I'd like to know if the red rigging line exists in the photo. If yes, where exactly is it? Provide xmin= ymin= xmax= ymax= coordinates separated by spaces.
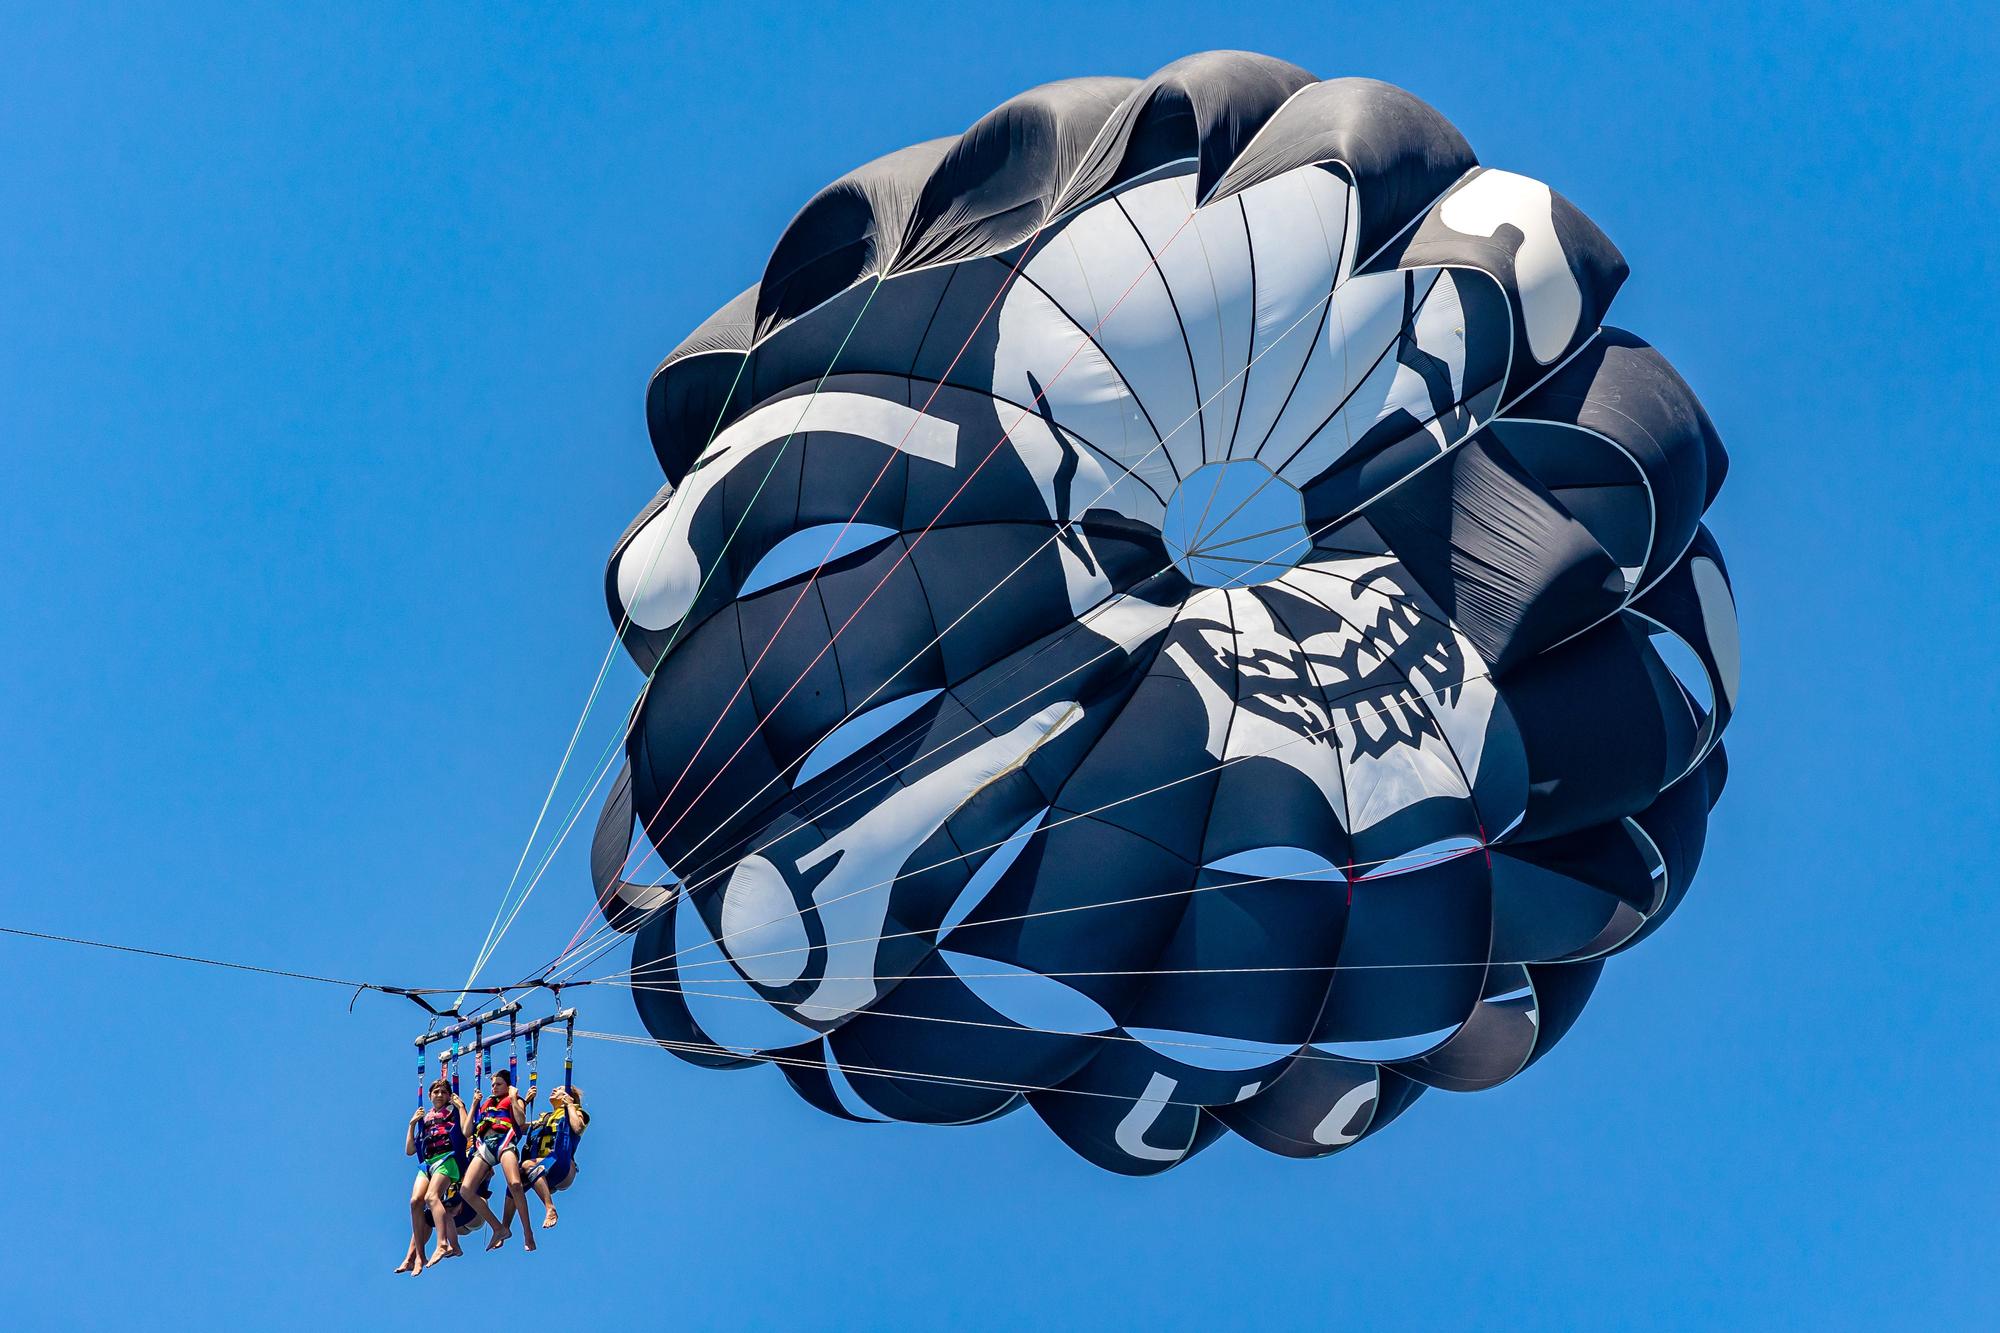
xmin=596 ymin=213 xmax=1200 ymax=941
xmin=546 ymin=202 xmax=1407 ymax=984
xmin=540 ymin=226 xmax=1070 ymax=973
xmin=576 ymin=268 xmax=1449 ymax=951
xmin=470 ymin=274 xmax=895 ymax=997
xmin=558 ymin=478 xmax=1502 ymax=990
xmin=629 ymin=237 xmax=1052 ymax=834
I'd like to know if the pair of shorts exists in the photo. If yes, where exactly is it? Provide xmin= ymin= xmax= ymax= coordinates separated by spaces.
xmin=472 ymin=1132 xmax=516 ymax=1167
xmin=421 ymin=1152 xmax=462 ymax=1184
xmin=521 ymin=1157 xmax=577 ymax=1192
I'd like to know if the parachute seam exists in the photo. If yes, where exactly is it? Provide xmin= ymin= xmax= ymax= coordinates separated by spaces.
xmin=572 ymin=282 xmax=1432 ymax=976
xmin=898 ymin=375 xmax=1171 ymax=507
xmin=585 ymin=214 xmax=1202 ymax=937
xmin=1247 ymin=585 xmax=1355 ymax=841
xmin=1113 ymin=192 xmax=1204 ymax=472
xmin=1222 ymin=194 xmax=1257 ymax=460
xmin=1182 ymin=585 xmax=1243 ymax=885
xmin=1009 ymin=266 xmax=1172 ymax=462
xmin=1260 ymin=268 xmax=1444 ymax=482
xmin=1246 ymin=161 xmax=1353 ymax=459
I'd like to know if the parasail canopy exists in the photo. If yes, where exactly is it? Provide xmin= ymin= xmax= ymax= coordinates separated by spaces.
xmin=577 ymin=51 xmax=1738 ymax=1174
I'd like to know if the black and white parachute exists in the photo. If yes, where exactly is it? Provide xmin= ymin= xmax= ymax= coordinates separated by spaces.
xmin=588 ymin=52 xmax=1738 ymax=1173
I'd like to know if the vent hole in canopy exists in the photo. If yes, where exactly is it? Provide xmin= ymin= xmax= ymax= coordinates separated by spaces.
xmin=1161 ymin=461 xmax=1309 ymax=587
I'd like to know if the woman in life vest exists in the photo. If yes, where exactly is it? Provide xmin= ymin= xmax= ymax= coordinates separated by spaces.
xmin=398 ymin=1077 xmax=470 ymax=1273
xmin=511 ymin=1084 xmax=590 ymax=1232
xmin=461 ymin=1067 xmax=532 ymax=1251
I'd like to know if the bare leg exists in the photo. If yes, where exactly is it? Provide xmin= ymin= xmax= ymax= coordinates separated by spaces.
xmin=425 ymin=1173 xmax=458 ymax=1264
xmin=463 ymin=1152 xmax=509 ymax=1248
xmin=501 ymin=1152 xmax=535 ymax=1252
xmin=531 ymin=1173 xmax=559 ymax=1228
xmin=399 ymin=1173 xmax=428 ymax=1273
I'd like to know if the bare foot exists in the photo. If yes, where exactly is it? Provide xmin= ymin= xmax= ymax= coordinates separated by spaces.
xmin=542 ymin=1207 xmax=559 ymax=1229
xmin=486 ymin=1228 xmax=511 ymax=1251
xmin=426 ymin=1246 xmax=450 ymax=1265
xmin=395 ymin=1256 xmax=416 ymax=1274
xmin=522 ymin=1229 xmax=537 ymax=1253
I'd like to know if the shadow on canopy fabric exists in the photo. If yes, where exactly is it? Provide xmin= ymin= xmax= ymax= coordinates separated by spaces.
xmin=589 ymin=50 xmax=1739 ymax=1174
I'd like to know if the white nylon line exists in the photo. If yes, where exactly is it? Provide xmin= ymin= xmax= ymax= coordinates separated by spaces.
xmin=639 ymin=257 xmax=1631 ymax=985
xmin=612 ymin=300 xmax=1640 ymax=976
xmin=498 ymin=220 xmax=1070 ymax=988
xmin=629 ymin=954 xmax=1545 ymax=982
xmin=603 ymin=308 xmax=1635 ymax=987
xmin=1185 ymin=517 xmax=1314 ymax=557
xmin=464 ymin=169 xmax=1503 ymax=1008
xmin=566 ymin=525 xmax=1484 ymax=990
xmin=605 ymin=820 xmax=1496 ymax=987
xmin=616 ymin=975 xmax=1482 ymax=1068
xmin=468 ymin=280 xmax=893 ymax=987
xmin=549 ymin=239 xmax=1362 ymax=981
xmin=569 ymin=571 xmax=1499 ymax=990
xmin=569 ymin=409 xmax=1507 ymax=992
xmin=545 ymin=214 xmax=1226 ymax=975
xmin=452 ymin=352 xmax=755 ymax=1004
xmin=548 ymin=195 xmax=1376 ymax=976
xmin=592 ymin=223 xmax=1068 ymax=916
xmin=524 ymin=215 xmax=1192 ymax=984
xmin=638 ymin=257 xmax=1477 ymax=925
xmin=555 ymin=170 xmax=1550 ymax=988
xmin=575 ymin=1027 xmax=1361 ymax=1115
xmin=590 ymin=209 xmax=1207 ymax=937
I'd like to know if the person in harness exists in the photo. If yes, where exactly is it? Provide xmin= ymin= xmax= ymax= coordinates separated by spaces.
xmin=461 ymin=1067 xmax=533 ymax=1252
xmin=509 ymin=1084 xmax=589 ymax=1231
xmin=398 ymin=1077 xmax=470 ymax=1273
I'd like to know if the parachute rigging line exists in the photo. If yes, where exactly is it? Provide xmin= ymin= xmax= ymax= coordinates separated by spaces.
xmin=615 ymin=972 xmax=1520 ymax=1069
xmin=580 ymin=527 xmax=1539 ymax=994
xmin=557 ymin=253 xmax=1623 ymax=991
xmin=556 ymin=211 xmax=1324 ymax=976
xmin=460 ymin=284 xmax=878 ymax=995
xmin=560 ymin=260 xmax=1458 ymax=974
xmin=598 ymin=802 xmax=1503 ymax=991
xmin=544 ymin=180 xmax=1470 ymax=977
xmin=458 ymin=279 xmax=886 ymax=1000
xmin=545 ymin=161 xmax=1471 ymax=985
xmin=534 ymin=223 xmax=1064 ymax=973
xmin=593 ymin=564 xmax=1502 ymax=990
xmin=500 ymin=211 xmax=1066 ymax=993
xmin=561 ymin=528 xmax=1479 ymax=991
xmin=551 ymin=276 xmax=1477 ymax=985
xmin=0 ymin=924 xmax=518 ymax=1018
xmin=582 ymin=652 xmax=1510 ymax=993
xmin=573 ymin=1027 xmax=1367 ymax=1116
xmin=577 ymin=211 xmax=1202 ymax=964
xmin=456 ymin=354 xmax=753 ymax=1001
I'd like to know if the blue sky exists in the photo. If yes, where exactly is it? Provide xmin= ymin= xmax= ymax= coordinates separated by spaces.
xmin=2 ymin=3 xmax=1994 ymax=1327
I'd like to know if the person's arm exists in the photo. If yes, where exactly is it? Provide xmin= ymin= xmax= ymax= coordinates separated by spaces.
xmin=454 ymin=1094 xmax=474 ymax=1138
xmin=504 ymin=1096 xmax=525 ymax=1147
xmin=406 ymin=1110 xmax=421 ymax=1158
xmin=566 ymin=1103 xmax=585 ymax=1134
